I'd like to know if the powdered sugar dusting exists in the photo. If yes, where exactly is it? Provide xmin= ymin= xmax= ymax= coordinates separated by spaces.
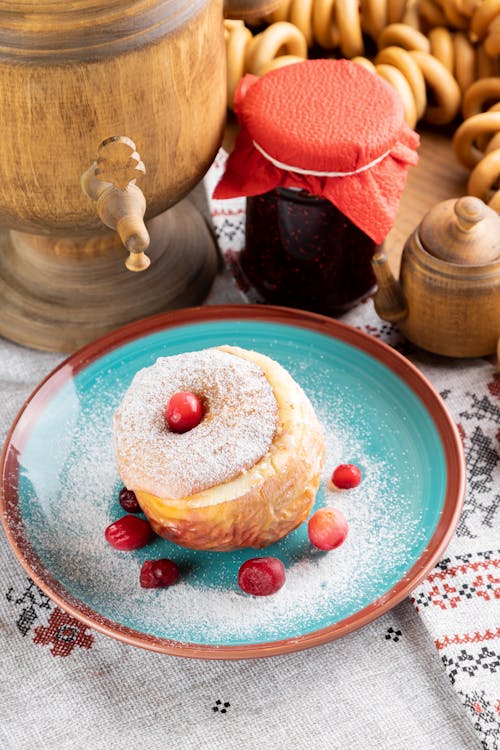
xmin=23 ymin=373 xmax=428 ymax=647
xmin=113 ymin=348 xmax=278 ymax=499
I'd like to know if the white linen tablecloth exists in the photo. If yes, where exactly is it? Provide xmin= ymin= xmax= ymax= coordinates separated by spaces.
xmin=0 ymin=158 xmax=498 ymax=749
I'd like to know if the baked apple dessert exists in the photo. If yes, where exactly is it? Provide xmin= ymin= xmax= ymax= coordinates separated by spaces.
xmin=113 ymin=345 xmax=325 ymax=551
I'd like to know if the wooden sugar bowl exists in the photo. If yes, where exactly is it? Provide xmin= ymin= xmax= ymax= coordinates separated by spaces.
xmin=372 ymin=196 xmax=500 ymax=358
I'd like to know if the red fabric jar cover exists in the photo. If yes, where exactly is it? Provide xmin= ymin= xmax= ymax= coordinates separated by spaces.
xmin=213 ymin=59 xmax=420 ymax=244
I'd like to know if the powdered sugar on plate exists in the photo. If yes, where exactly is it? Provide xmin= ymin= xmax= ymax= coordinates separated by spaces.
xmin=22 ymin=360 xmax=428 ymax=647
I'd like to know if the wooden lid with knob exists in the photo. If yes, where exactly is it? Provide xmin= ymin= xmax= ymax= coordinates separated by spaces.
xmin=418 ymin=196 xmax=500 ymax=265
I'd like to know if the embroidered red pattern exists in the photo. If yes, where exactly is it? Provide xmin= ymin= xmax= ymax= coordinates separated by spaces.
xmin=435 ymin=626 xmax=500 ymax=650
xmin=427 ymin=582 xmax=461 ymax=610
xmin=33 ymin=607 xmax=94 ymax=657
xmin=487 ymin=373 xmax=500 ymax=400
xmin=211 ymin=207 xmax=245 ymax=217
xmin=426 ymin=558 xmax=499 ymax=583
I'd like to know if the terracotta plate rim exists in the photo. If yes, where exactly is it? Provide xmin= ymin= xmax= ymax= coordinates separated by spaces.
xmin=0 ymin=304 xmax=465 ymax=659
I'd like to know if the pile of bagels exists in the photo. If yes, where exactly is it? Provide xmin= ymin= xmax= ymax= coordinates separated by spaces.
xmin=224 ymin=0 xmax=500 ymax=209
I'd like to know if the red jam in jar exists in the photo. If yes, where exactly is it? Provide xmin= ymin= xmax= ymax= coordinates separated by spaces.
xmin=240 ymin=188 xmax=378 ymax=315
xmin=213 ymin=61 xmax=420 ymax=312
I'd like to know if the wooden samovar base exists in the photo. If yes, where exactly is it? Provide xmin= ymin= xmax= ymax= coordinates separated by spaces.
xmin=0 ymin=199 xmax=219 ymax=353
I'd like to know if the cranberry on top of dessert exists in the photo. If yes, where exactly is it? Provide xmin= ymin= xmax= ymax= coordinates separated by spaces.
xmin=165 ymin=391 xmax=203 ymax=433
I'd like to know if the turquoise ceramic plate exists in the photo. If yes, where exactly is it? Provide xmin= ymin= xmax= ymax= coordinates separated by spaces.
xmin=1 ymin=306 xmax=464 ymax=659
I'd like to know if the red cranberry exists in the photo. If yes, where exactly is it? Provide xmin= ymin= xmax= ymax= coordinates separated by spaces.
xmin=308 ymin=507 xmax=348 ymax=551
xmin=165 ymin=391 xmax=203 ymax=433
xmin=332 ymin=463 xmax=362 ymax=489
xmin=238 ymin=557 xmax=286 ymax=596
xmin=105 ymin=515 xmax=152 ymax=551
xmin=118 ymin=487 xmax=141 ymax=513
xmin=140 ymin=558 xmax=180 ymax=588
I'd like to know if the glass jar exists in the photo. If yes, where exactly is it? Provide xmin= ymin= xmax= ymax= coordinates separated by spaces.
xmin=240 ymin=187 xmax=378 ymax=316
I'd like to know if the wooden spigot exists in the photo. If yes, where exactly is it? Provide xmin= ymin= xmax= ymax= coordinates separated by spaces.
xmin=82 ymin=136 xmax=151 ymax=271
xmin=371 ymin=250 xmax=408 ymax=323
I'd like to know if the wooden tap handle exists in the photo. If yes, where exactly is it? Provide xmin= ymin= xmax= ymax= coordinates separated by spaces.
xmin=82 ymin=136 xmax=151 ymax=272
xmin=95 ymin=136 xmax=146 ymax=189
